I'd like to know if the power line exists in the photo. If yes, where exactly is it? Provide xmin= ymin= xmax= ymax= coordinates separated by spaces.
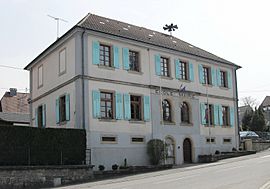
xmin=0 ymin=64 xmax=24 ymax=70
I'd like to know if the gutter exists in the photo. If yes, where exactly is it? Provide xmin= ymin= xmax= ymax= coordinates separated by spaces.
xmin=81 ymin=29 xmax=86 ymax=129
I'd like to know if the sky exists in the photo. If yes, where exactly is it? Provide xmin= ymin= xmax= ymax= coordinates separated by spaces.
xmin=1 ymin=0 xmax=270 ymax=106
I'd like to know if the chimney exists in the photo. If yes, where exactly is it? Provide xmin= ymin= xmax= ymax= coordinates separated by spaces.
xmin=9 ymin=88 xmax=17 ymax=97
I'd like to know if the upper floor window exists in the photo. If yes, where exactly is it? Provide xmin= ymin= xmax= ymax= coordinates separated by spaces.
xmin=130 ymin=95 xmax=142 ymax=120
xmin=220 ymin=71 xmax=228 ymax=88
xmin=59 ymin=49 xmax=66 ymax=75
xmin=59 ymin=95 xmax=67 ymax=122
xmin=205 ymin=104 xmax=214 ymax=125
xmin=179 ymin=61 xmax=188 ymax=80
xmin=99 ymin=44 xmax=111 ymax=67
xmin=100 ymin=92 xmax=113 ymax=119
xmin=129 ymin=50 xmax=139 ymax=72
xmin=161 ymin=57 xmax=169 ymax=77
xmin=181 ymin=102 xmax=190 ymax=123
xmin=203 ymin=66 xmax=211 ymax=85
xmin=38 ymin=65 xmax=43 ymax=88
xmin=222 ymin=106 xmax=229 ymax=126
xmin=162 ymin=99 xmax=172 ymax=122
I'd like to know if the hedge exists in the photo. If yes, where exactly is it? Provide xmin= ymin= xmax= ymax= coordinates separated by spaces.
xmin=0 ymin=125 xmax=86 ymax=166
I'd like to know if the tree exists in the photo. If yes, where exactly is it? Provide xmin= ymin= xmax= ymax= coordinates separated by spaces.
xmin=241 ymin=96 xmax=258 ymax=108
xmin=242 ymin=110 xmax=253 ymax=131
xmin=250 ymin=107 xmax=266 ymax=131
xmin=147 ymin=139 xmax=166 ymax=165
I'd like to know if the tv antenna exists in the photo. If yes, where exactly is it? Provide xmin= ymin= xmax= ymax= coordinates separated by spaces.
xmin=47 ymin=14 xmax=68 ymax=39
xmin=163 ymin=23 xmax=178 ymax=36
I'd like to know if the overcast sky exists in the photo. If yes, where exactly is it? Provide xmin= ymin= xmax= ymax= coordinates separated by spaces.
xmin=1 ymin=0 xmax=269 ymax=106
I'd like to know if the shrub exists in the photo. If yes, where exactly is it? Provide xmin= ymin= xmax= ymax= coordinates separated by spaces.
xmin=147 ymin=139 xmax=166 ymax=165
xmin=98 ymin=165 xmax=105 ymax=171
xmin=112 ymin=164 xmax=119 ymax=170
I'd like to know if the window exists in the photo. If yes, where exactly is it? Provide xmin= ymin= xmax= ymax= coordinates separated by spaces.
xmin=162 ymin=99 xmax=171 ymax=122
xmin=223 ymin=138 xmax=232 ymax=143
xmin=205 ymin=104 xmax=214 ymax=125
xmin=202 ymin=66 xmax=211 ymax=85
xmin=220 ymin=71 xmax=227 ymax=88
xmin=222 ymin=106 xmax=230 ymax=126
xmin=131 ymin=137 xmax=144 ymax=143
xmin=60 ymin=96 xmax=66 ymax=122
xmin=206 ymin=137 xmax=215 ymax=143
xmin=99 ymin=44 xmax=111 ymax=67
xmin=101 ymin=136 xmax=117 ymax=143
xmin=100 ymin=92 xmax=113 ymax=119
xmin=129 ymin=50 xmax=139 ymax=72
xmin=181 ymin=102 xmax=190 ymax=123
xmin=38 ymin=65 xmax=43 ymax=88
xmin=130 ymin=95 xmax=142 ymax=120
xmin=59 ymin=49 xmax=66 ymax=75
xmin=161 ymin=57 xmax=169 ymax=77
xmin=179 ymin=61 xmax=188 ymax=80
xmin=37 ymin=105 xmax=43 ymax=128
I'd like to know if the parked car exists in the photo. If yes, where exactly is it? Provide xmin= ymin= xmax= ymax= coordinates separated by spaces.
xmin=240 ymin=131 xmax=260 ymax=141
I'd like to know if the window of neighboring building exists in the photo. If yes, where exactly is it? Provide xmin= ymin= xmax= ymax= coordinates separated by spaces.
xmin=129 ymin=50 xmax=139 ymax=72
xmin=202 ymin=66 xmax=211 ymax=85
xmin=99 ymin=44 xmax=111 ymax=67
xmin=205 ymin=104 xmax=214 ymax=126
xmin=130 ymin=95 xmax=142 ymax=120
xmin=162 ymin=99 xmax=172 ymax=122
xmin=38 ymin=65 xmax=43 ymax=88
xmin=59 ymin=48 xmax=66 ymax=75
xmin=37 ymin=105 xmax=43 ymax=128
xmin=223 ymin=138 xmax=232 ymax=143
xmin=131 ymin=137 xmax=144 ymax=143
xmin=181 ymin=102 xmax=190 ymax=123
xmin=100 ymin=92 xmax=113 ymax=119
xmin=60 ymin=95 xmax=67 ymax=122
xmin=179 ymin=61 xmax=188 ymax=80
xmin=220 ymin=71 xmax=227 ymax=88
xmin=206 ymin=137 xmax=215 ymax=143
xmin=101 ymin=136 xmax=117 ymax=143
xmin=161 ymin=57 xmax=169 ymax=77
xmin=222 ymin=106 xmax=230 ymax=126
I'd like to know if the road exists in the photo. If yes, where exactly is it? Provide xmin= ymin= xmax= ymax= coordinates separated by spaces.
xmin=58 ymin=150 xmax=270 ymax=189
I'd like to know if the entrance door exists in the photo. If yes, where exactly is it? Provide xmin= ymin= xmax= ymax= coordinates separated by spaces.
xmin=165 ymin=137 xmax=175 ymax=164
xmin=183 ymin=138 xmax=192 ymax=163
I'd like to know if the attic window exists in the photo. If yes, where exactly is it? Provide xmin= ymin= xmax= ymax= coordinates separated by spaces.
xmin=123 ymin=27 xmax=128 ymax=31
xmin=99 ymin=21 xmax=105 ymax=25
xmin=189 ymin=45 xmax=194 ymax=48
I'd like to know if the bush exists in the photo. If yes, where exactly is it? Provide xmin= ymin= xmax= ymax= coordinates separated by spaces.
xmin=112 ymin=164 xmax=119 ymax=170
xmin=147 ymin=139 xmax=166 ymax=165
xmin=98 ymin=165 xmax=105 ymax=171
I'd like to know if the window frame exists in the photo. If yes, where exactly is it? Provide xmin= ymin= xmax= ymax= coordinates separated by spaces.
xmin=100 ymin=91 xmax=114 ymax=119
xmin=101 ymin=135 xmax=118 ymax=144
xmin=99 ymin=44 xmax=112 ymax=67
xmin=59 ymin=48 xmax=67 ymax=76
xmin=223 ymin=138 xmax=232 ymax=144
xmin=205 ymin=104 xmax=214 ymax=126
xmin=162 ymin=99 xmax=172 ymax=122
xmin=179 ymin=60 xmax=188 ymax=80
xmin=129 ymin=50 xmax=140 ymax=72
xmin=222 ymin=106 xmax=230 ymax=126
xmin=130 ymin=95 xmax=142 ymax=121
xmin=37 ymin=105 xmax=43 ymax=128
xmin=220 ymin=70 xmax=228 ymax=88
xmin=37 ymin=65 xmax=43 ymax=88
xmin=59 ymin=95 xmax=67 ymax=123
xmin=206 ymin=137 xmax=215 ymax=143
xmin=160 ymin=56 xmax=170 ymax=77
xmin=181 ymin=102 xmax=190 ymax=123
xmin=131 ymin=136 xmax=145 ymax=144
xmin=202 ymin=66 xmax=211 ymax=85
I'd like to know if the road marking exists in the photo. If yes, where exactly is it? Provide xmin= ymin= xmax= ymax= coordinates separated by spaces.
xmin=154 ymin=174 xmax=198 ymax=184
xmin=260 ymin=181 xmax=270 ymax=189
xmin=215 ymin=165 xmax=244 ymax=173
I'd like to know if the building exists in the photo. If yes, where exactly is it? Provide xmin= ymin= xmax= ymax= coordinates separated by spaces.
xmin=260 ymin=96 xmax=270 ymax=130
xmin=24 ymin=14 xmax=240 ymax=168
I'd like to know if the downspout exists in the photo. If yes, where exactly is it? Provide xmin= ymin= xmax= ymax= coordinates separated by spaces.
xmin=234 ymin=68 xmax=240 ymax=149
xmin=81 ymin=29 xmax=86 ymax=129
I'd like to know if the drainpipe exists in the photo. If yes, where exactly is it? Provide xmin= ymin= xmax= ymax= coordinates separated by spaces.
xmin=234 ymin=68 xmax=240 ymax=149
xmin=81 ymin=29 xmax=86 ymax=129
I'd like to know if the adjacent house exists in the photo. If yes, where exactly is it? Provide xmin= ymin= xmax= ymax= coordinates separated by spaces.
xmin=24 ymin=14 xmax=241 ymax=168
xmin=260 ymin=96 xmax=270 ymax=130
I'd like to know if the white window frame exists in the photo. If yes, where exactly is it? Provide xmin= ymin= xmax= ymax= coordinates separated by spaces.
xmin=38 ymin=65 xmax=43 ymax=88
xmin=59 ymin=48 xmax=66 ymax=76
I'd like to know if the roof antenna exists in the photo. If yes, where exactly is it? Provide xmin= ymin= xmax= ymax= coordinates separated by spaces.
xmin=163 ymin=23 xmax=178 ymax=36
xmin=47 ymin=15 xmax=68 ymax=39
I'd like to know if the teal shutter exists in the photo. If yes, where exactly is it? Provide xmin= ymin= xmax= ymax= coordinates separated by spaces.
xmin=35 ymin=108 xmax=38 ymax=127
xmin=219 ymin=105 xmax=223 ymax=126
xmin=214 ymin=104 xmax=219 ymax=126
xmin=92 ymin=90 xmax=101 ymax=118
xmin=65 ymin=94 xmax=70 ymax=121
xmin=123 ymin=48 xmax=130 ymax=70
xmin=115 ymin=92 xmax=123 ymax=120
xmin=113 ymin=46 xmax=120 ymax=69
xmin=144 ymin=95 xmax=150 ymax=121
xmin=189 ymin=62 xmax=194 ymax=81
xmin=227 ymin=71 xmax=232 ymax=89
xmin=230 ymin=106 xmax=235 ymax=127
xmin=42 ymin=104 xmax=46 ymax=128
xmin=155 ymin=54 xmax=161 ymax=76
xmin=211 ymin=67 xmax=216 ymax=86
xmin=200 ymin=103 xmax=206 ymax=125
xmin=175 ymin=59 xmax=180 ymax=79
xmin=124 ymin=93 xmax=131 ymax=120
xmin=217 ymin=68 xmax=221 ymax=86
xmin=56 ymin=98 xmax=60 ymax=124
xmin=92 ymin=41 xmax=100 ymax=65
xmin=198 ymin=64 xmax=204 ymax=84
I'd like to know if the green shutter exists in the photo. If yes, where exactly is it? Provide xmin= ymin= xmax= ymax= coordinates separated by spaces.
xmin=42 ymin=104 xmax=46 ymax=128
xmin=217 ymin=68 xmax=221 ymax=86
xmin=92 ymin=90 xmax=101 ymax=118
xmin=200 ymin=103 xmax=206 ymax=125
xmin=219 ymin=105 xmax=223 ymax=126
xmin=113 ymin=46 xmax=120 ymax=69
xmin=92 ymin=41 xmax=100 ymax=65
xmin=65 ymin=94 xmax=70 ymax=121
xmin=56 ymin=98 xmax=60 ymax=124
xmin=198 ymin=64 xmax=204 ymax=84
xmin=155 ymin=54 xmax=161 ymax=76
xmin=214 ymin=104 xmax=219 ymax=126
xmin=123 ymin=48 xmax=130 ymax=70
xmin=35 ymin=108 xmax=38 ymax=127
xmin=230 ymin=106 xmax=235 ymax=127
xmin=211 ymin=67 xmax=216 ymax=86
xmin=144 ymin=96 xmax=150 ymax=121
xmin=189 ymin=62 xmax=194 ymax=81
xmin=124 ymin=93 xmax=131 ymax=120
xmin=227 ymin=71 xmax=232 ymax=89
xmin=115 ymin=92 xmax=123 ymax=119
xmin=175 ymin=59 xmax=180 ymax=79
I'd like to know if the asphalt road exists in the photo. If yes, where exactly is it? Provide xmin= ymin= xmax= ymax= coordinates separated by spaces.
xmin=58 ymin=150 xmax=270 ymax=189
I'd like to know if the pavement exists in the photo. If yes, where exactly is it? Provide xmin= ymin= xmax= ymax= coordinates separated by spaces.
xmin=56 ymin=150 xmax=270 ymax=189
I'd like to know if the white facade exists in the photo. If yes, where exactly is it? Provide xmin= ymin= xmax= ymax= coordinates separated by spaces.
xmin=25 ymin=15 xmax=240 ymax=170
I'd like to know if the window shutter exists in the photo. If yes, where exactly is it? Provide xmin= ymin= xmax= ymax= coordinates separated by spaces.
xmin=155 ymin=54 xmax=161 ymax=76
xmin=189 ymin=62 xmax=194 ymax=81
xmin=219 ymin=105 xmax=223 ymax=126
xmin=217 ymin=68 xmax=221 ymax=86
xmin=175 ymin=59 xmax=180 ymax=79
xmin=230 ymin=106 xmax=235 ymax=127
xmin=124 ymin=93 xmax=131 ymax=120
xmin=65 ymin=94 xmax=70 ymax=121
xmin=35 ymin=108 xmax=38 ymax=127
xmin=198 ymin=64 xmax=204 ymax=84
xmin=92 ymin=90 xmax=101 ymax=118
xmin=200 ymin=103 xmax=206 ymax=125
xmin=214 ymin=104 xmax=219 ymax=126
xmin=227 ymin=71 xmax=232 ymax=89
xmin=42 ymin=104 xmax=46 ymax=128
xmin=113 ymin=46 xmax=120 ymax=69
xmin=144 ymin=95 xmax=150 ymax=121
xmin=211 ymin=67 xmax=216 ymax=86
xmin=123 ymin=48 xmax=130 ymax=70
xmin=56 ymin=98 xmax=60 ymax=124
xmin=92 ymin=41 xmax=100 ymax=65
xmin=115 ymin=92 xmax=123 ymax=120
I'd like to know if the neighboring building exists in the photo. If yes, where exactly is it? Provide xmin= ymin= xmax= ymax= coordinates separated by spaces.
xmin=260 ymin=96 xmax=270 ymax=130
xmin=24 ymin=14 xmax=241 ymax=168
xmin=238 ymin=105 xmax=253 ymax=130
xmin=0 ymin=112 xmax=30 ymax=126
